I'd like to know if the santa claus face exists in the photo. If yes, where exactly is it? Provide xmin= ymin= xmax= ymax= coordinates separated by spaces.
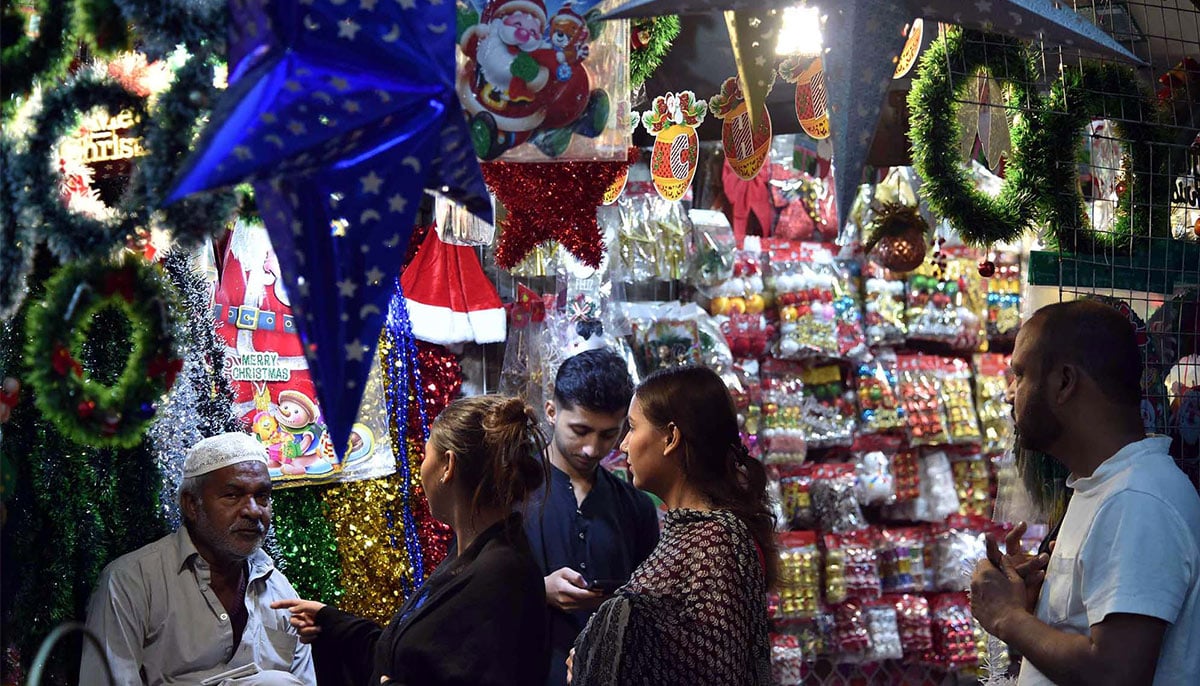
xmin=496 ymin=11 xmax=543 ymax=52
xmin=278 ymin=399 xmax=315 ymax=430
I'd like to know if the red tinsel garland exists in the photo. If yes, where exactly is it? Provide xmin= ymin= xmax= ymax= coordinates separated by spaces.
xmin=410 ymin=341 xmax=462 ymax=569
xmin=484 ymin=148 xmax=636 ymax=270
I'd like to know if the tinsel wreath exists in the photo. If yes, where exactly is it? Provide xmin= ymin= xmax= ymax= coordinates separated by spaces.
xmin=484 ymin=148 xmax=636 ymax=270
xmin=149 ymin=251 xmax=241 ymax=528
xmin=128 ymin=53 xmax=237 ymax=252
xmin=0 ymin=0 xmax=73 ymax=118
xmin=112 ymin=0 xmax=227 ymax=57
xmin=1 ymin=263 xmax=168 ymax=682
xmin=1033 ymin=63 xmax=1170 ymax=256
xmin=7 ymin=69 xmax=147 ymax=261
xmin=630 ymin=16 xmax=681 ymax=90
xmin=1 ymin=135 xmax=32 ymax=320
xmin=907 ymin=29 xmax=1042 ymax=247
xmin=24 ymin=253 xmax=184 ymax=448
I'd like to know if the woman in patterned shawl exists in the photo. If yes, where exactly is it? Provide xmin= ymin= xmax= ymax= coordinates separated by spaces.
xmin=569 ymin=365 xmax=776 ymax=685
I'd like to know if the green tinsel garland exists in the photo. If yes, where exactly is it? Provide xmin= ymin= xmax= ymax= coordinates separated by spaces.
xmin=74 ymin=0 xmax=132 ymax=55
xmin=112 ymin=0 xmax=227 ymax=57
xmin=0 ymin=0 xmax=74 ymax=119
xmin=630 ymin=16 xmax=681 ymax=90
xmin=130 ymin=52 xmax=237 ymax=251
xmin=271 ymin=488 xmax=345 ymax=606
xmin=24 ymin=254 xmax=183 ymax=449
xmin=8 ymin=70 xmax=147 ymax=261
xmin=2 ymin=271 xmax=168 ymax=681
xmin=1033 ymin=64 xmax=1171 ymax=255
xmin=907 ymin=29 xmax=1043 ymax=247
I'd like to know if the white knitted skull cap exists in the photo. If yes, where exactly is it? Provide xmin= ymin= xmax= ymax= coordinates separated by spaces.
xmin=183 ymin=432 xmax=269 ymax=479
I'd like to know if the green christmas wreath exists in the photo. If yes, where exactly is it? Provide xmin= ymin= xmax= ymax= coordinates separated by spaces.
xmin=1032 ymin=63 xmax=1170 ymax=254
xmin=8 ymin=69 xmax=147 ymax=261
xmin=24 ymin=254 xmax=184 ymax=448
xmin=908 ymin=29 xmax=1045 ymax=247
xmin=630 ymin=16 xmax=680 ymax=90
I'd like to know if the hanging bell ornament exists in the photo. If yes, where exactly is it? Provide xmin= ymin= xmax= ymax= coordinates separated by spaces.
xmin=978 ymin=260 xmax=997 ymax=278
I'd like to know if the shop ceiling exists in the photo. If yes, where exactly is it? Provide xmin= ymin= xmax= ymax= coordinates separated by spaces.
xmin=634 ymin=1 xmax=1200 ymax=165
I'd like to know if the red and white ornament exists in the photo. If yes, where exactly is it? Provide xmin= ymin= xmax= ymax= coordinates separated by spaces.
xmin=642 ymin=91 xmax=707 ymax=202
xmin=710 ymin=76 xmax=772 ymax=181
xmin=779 ymin=56 xmax=829 ymax=140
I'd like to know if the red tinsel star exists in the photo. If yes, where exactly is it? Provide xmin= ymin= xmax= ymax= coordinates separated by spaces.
xmin=483 ymin=148 xmax=636 ymax=270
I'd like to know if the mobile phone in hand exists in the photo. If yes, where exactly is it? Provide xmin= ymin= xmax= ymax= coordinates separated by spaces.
xmin=586 ymin=578 xmax=624 ymax=594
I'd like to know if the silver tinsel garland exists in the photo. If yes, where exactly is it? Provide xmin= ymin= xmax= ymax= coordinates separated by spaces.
xmin=150 ymin=248 xmax=240 ymax=526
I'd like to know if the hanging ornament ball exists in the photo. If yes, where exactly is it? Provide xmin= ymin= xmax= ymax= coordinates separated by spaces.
xmin=867 ymin=203 xmax=929 ymax=273
xmin=1115 ymin=179 xmax=1127 ymax=196
xmin=978 ymin=260 xmax=997 ymax=278
xmin=1193 ymin=215 xmax=1200 ymax=237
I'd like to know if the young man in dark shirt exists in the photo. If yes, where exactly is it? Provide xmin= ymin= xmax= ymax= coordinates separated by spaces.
xmin=524 ymin=348 xmax=660 ymax=686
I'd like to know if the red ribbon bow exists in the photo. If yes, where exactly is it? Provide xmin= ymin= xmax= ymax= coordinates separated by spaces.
xmin=51 ymin=343 xmax=83 ymax=378
xmin=148 ymin=355 xmax=184 ymax=389
xmin=506 ymin=285 xmax=548 ymax=328
xmin=101 ymin=268 xmax=136 ymax=301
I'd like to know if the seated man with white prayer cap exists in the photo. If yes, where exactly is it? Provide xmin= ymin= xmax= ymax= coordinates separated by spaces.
xmin=81 ymin=433 xmax=314 ymax=686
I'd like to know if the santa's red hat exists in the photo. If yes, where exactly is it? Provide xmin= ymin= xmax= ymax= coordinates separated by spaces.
xmin=482 ymin=0 xmax=547 ymax=24
xmin=550 ymin=2 xmax=584 ymax=27
xmin=402 ymin=226 xmax=507 ymax=345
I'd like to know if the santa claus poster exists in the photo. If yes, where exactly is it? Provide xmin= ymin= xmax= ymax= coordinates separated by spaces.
xmin=210 ymin=220 xmax=395 ymax=487
xmin=455 ymin=0 xmax=630 ymax=162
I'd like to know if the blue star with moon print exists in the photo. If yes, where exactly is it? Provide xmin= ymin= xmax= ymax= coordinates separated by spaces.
xmin=166 ymin=0 xmax=491 ymax=458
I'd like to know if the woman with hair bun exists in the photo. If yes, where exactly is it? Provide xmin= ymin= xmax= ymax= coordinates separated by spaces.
xmin=569 ymin=366 xmax=776 ymax=686
xmin=274 ymin=395 xmax=551 ymax=686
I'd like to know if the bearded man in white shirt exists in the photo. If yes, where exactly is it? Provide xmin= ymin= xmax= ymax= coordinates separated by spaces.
xmin=81 ymin=433 xmax=314 ymax=685
xmin=971 ymin=299 xmax=1200 ymax=685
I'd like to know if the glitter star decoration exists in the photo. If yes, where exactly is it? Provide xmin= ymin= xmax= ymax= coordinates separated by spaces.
xmin=164 ymin=0 xmax=491 ymax=457
xmin=602 ymin=0 xmax=1142 ymax=231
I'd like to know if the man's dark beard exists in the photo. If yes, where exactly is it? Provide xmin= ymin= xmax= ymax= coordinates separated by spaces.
xmin=1015 ymin=439 xmax=1071 ymax=524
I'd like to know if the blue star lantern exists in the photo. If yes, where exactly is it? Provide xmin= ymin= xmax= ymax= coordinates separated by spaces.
xmin=165 ymin=0 xmax=491 ymax=458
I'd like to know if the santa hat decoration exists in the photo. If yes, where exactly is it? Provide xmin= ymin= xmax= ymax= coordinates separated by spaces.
xmin=483 ymin=0 xmax=547 ymax=24
xmin=402 ymin=226 xmax=507 ymax=345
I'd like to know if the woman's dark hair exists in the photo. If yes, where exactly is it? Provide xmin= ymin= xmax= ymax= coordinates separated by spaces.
xmin=634 ymin=366 xmax=778 ymax=587
xmin=429 ymin=395 xmax=550 ymax=513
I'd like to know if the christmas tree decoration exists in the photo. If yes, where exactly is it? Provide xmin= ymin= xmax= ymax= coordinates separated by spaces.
xmin=164 ymin=0 xmax=491 ymax=457
xmin=977 ymin=260 xmax=997 ymax=279
xmin=710 ymin=76 xmax=773 ymax=181
xmin=150 ymin=249 xmax=241 ymax=527
xmin=402 ymin=227 xmax=507 ymax=346
xmin=456 ymin=0 xmax=624 ymax=161
xmin=24 ymin=254 xmax=183 ymax=449
xmin=723 ymin=8 xmax=782 ymax=131
xmin=630 ymin=16 xmax=680 ymax=89
xmin=778 ymin=56 xmax=829 ymax=140
xmin=864 ymin=203 xmax=929 ymax=274
xmin=642 ymin=91 xmax=706 ymax=202
xmin=484 ymin=148 xmax=634 ymax=269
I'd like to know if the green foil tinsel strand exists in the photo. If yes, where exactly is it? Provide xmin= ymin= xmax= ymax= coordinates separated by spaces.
xmin=270 ymin=487 xmax=345 ymax=606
